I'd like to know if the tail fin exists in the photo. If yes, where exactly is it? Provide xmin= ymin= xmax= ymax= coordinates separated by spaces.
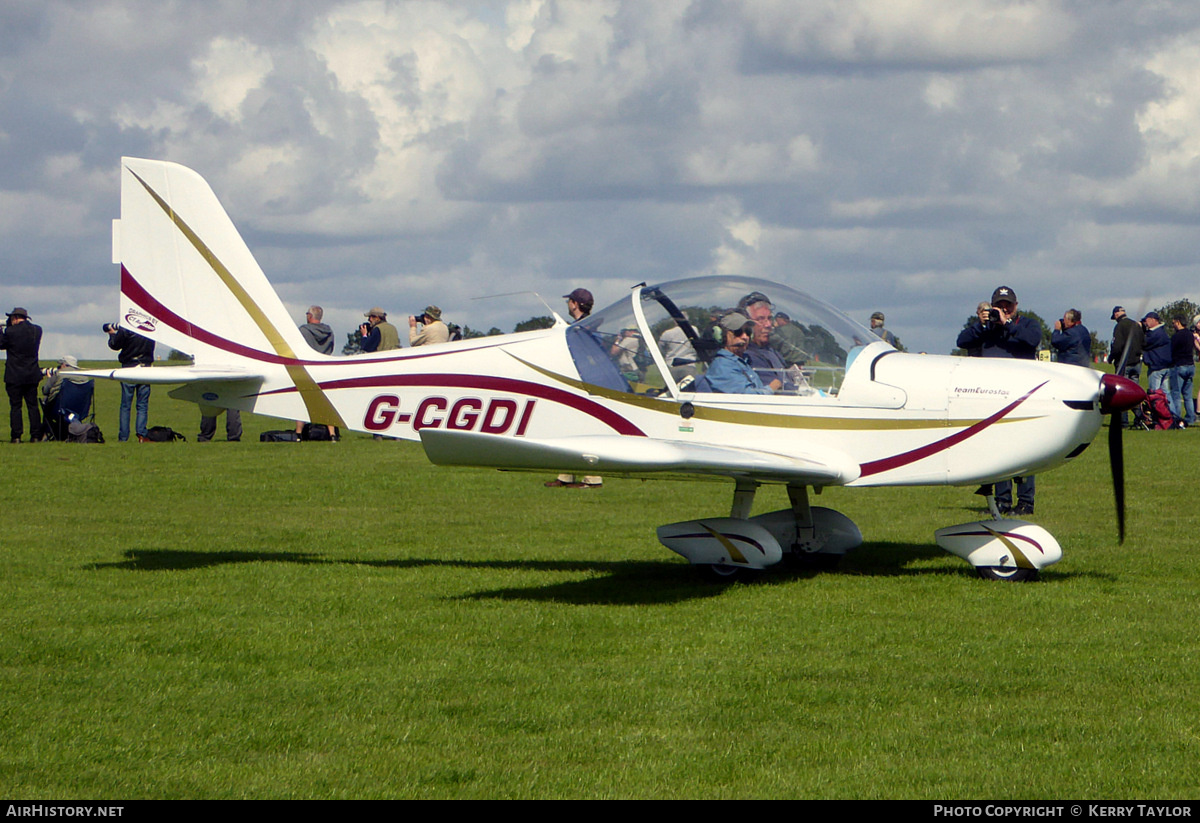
xmin=113 ymin=157 xmax=311 ymax=366
xmin=112 ymin=158 xmax=346 ymax=427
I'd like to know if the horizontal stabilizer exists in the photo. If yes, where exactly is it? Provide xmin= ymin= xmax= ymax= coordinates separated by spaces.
xmin=65 ymin=366 xmax=265 ymax=385
xmin=419 ymin=430 xmax=860 ymax=485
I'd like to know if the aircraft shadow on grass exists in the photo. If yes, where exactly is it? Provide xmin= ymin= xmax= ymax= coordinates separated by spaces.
xmin=79 ymin=539 xmax=1103 ymax=607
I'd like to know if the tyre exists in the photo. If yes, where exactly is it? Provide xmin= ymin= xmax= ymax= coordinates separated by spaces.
xmin=976 ymin=565 xmax=1038 ymax=582
xmin=697 ymin=564 xmax=757 ymax=583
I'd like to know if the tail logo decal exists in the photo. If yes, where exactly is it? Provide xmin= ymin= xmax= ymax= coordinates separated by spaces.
xmin=124 ymin=310 xmax=157 ymax=333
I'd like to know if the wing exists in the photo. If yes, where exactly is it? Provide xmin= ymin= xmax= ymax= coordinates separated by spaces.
xmin=64 ymin=366 xmax=265 ymax=384
xmin=419 ymin=430 xmax=861 ymax=486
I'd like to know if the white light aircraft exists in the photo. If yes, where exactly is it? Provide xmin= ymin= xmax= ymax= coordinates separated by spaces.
xmin=81 ymin=158 xmax=1146 ymax=581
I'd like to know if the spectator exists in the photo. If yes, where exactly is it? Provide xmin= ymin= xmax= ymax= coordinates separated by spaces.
xmin=547 ymin=289 xmax=602 ymax=489
xmin=296 ymin=305 xmax=337 ymax=440
xmin=1109 ymin=306 xmax=1145 ymax=428
xmin=955 ymin=286 xmax=1040 ymax=360
xmin=198 ymin=409 xmax=242 ymax=442
xmin=360 ymin=308 xmax=399 ymax=353
xmin=106 ymin=323 xmax=155 ymax=443
xmin=1 ymin=307 xmax=43 ymax=443
xmin=869 ymin=311 xmax=898 ymax=347
xmin=409 ymin=305 xmax=449 ymax=347
xmin=41 ymin=355 xmax=82 ymax=407
xmin=1141 ymin=312 xmax=1171 ymax=398
xmin=955 ymin=286 xmax=1038 ymax=516
xmin=770 ymin=312 xmax=810 ymax=367
xmin=1051 ymin=309 xmax=1092 ymax=367
xmin=300 ymin=305 xmax=334 ymax=354
xmin=1168 ymin=316 xmax=1195 ymax=429
xmin=610 ymin=328 xmax=642 ymax=384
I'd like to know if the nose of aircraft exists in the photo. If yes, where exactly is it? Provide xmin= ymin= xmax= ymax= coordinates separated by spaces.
xmin=1099 ymin=373 xmax=1146 ymax=414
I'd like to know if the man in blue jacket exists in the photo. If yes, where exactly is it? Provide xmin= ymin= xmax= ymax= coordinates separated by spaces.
xmin=706 ymin=311 xmax=781 ymax=395
xmin=106 ymin=324 xmax=155 ymax=442
xmin=1051 ymin=309 xmax=1092 ymax=367
xmin=955 ymin=286 xmax=1040 ymax=516
xmin=1141 ymin=312 xmax=1171 ymax=398
xmin=955 ymin=286 xmax=1041 ymax=359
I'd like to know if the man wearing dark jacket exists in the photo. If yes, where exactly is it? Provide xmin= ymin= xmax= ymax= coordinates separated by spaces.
xmin=1050 ymin=309 xmax=1092 ymax=367
xmin=107 ymin=324 xmax=155 ymax=442
xmin=1108 ymin=306 xmax=1144 ymax=428
xmin=955 ymin=287 xmax=1041 ymax=359
xmin=955 ymin=286 xmax=1039 ymax=516
xmin=1141 ymin=312 xmax=1171 ymax=398
xmin=1168 ymin=316 xmax=1195 ymax=428
xmin=1 ymin=307 xmax=43 ymax=443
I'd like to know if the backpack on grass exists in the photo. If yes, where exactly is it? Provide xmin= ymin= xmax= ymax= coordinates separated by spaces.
xmin=144 ymin=426 xmax=186 ymax=442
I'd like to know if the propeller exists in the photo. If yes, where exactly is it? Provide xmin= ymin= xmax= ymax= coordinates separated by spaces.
xmin=1100 ymin=373 xmax=1143 ymax=542
xmin=1100 ymin=310 xmax=1148 ymax=544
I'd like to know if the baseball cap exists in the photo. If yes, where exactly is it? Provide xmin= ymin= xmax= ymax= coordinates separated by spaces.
xmin=990 ymin=286 xmax=1017 ymax=305
xmin=718 ymin=311 xmax=754 ymax=333
xmin=563 ymin=288 xmax=594 ymax=308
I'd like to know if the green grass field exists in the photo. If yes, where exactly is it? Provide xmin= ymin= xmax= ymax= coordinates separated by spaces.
xmin=2 ymin=366 xmax=1198 ymax=798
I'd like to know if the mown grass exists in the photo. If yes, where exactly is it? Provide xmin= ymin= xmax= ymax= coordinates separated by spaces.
xmin=1 ymin=365 xmax=1197 ymax=798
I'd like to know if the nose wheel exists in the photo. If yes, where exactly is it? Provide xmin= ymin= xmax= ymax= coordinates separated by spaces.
xmin=976 ymin=566 xmax=1038 ymax=582
xmin=697 ymin=564 xmax=759 ymax=583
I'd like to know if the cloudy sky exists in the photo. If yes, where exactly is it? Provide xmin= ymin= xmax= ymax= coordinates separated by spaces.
xmin=3 ymin=0 xmax=1199 ymax=359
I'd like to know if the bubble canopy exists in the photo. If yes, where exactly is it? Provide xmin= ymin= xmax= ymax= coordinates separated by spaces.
xmin=566 ymin=276 xmax=883 ymax=397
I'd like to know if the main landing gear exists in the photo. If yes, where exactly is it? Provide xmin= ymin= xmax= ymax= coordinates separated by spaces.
xmin=656 ymin=480 xmax=863 ymax=582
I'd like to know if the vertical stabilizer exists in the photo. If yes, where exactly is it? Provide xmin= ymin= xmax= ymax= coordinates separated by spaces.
xmin=115 ymin=157 xmax=311 ymax=366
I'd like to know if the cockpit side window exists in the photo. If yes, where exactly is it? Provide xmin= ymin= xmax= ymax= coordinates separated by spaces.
xmin=566 ymin=323 xmax=631 ymax=393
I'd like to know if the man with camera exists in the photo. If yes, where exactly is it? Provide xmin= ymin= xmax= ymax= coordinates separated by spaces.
xmin=955 ymin=286 xmax=1041 ymax=360
xmin=359 ymin=308 xmax=399 ymax=353
xmin=956 ymin=286 xmax=1041 ymax=516
xmin=105 ymin=322 xmax=155 ymax=442
xmin=2 ymin=307 xmax=44 ymax=443
xmin=408 ymin=305 xmax=449 ymax=347
xmin=1051 ymin=309 xmax=1092 ymax=367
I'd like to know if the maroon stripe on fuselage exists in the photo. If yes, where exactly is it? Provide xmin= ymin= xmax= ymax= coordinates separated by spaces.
xmin=858 ymin=381 xmax=1048 ymax=478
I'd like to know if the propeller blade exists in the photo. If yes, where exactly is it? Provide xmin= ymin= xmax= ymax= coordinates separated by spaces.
xmin=1098 ymin=374 xmax=1143 ymax=545
xmin=1108 ymin=413 xmax=1126 ymax=544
